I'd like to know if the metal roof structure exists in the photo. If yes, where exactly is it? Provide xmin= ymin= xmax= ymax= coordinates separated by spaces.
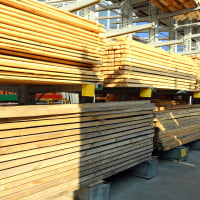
xmin=41 ymin=0 xmax=200 ymax=55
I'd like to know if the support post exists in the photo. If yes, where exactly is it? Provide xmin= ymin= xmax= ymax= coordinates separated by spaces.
xmin=196 ymin=26 xmax=200 ymax=54
xmin=74 ymin=181 xmax=110 ymax=200
xmin=17 ymin=85 xmax=36 ymax=105
xmin=121 ymin=0 xmax=134 ymax=38
xmin=169 ymin=18 xmax=178 ymax=52
xmin=184 ymin=20 xmax=192 ymax=54
xmin=82 ymin=5 xmax=96 ymax=20
xmin=127 ymin=157 xmax=159 ymax=179
xmin=149 ymin=4 xmax=159 ymax=46
xmin=155 ymin=146 xmax=189 ymax=162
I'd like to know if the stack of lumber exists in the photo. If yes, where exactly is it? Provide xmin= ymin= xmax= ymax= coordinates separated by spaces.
xmin=191 ymin=55 xmax=200 ymax=78
xmin=151 ymin=99 xmax=187 ymax=111
xmin=191 ymin=55 xmax=200 ymax=90
xmin=154 ymin=105 xmax=200 ymax=151
xmin=150 ymin=0 xmax=200 ymax=20
xmin=0 ymin=0 xmax=104 ymax=85
xmin=0 ymin=101 xmax=154 ymax=200
xmin=101 ymin=37 xmax=198 ymax=91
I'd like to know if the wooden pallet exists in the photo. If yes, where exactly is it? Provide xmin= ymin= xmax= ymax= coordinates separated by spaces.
xmin=0 ymin=0 xmax=105 ymax=85
xmin=154 ymin=105 xmax=200 ymax=150
xmin=101 ymin=37 xmax=198 ymax=90
xmin=0 ymin=101 xmax=154 ymax=200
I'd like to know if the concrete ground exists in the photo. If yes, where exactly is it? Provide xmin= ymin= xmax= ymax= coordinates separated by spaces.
xmin=108 ymin=149 xmax=200 ymax=200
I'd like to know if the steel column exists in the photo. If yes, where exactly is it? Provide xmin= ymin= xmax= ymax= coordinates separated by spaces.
xmin=121 ymin=0 xmax=134 ymax=38
xmin=149 ymin=4 xmax=158 ymax=46
xmin=169 ymin=18 xmax=178 ymax=52
xmin=184 ymin=20 xmax=192 ymax=54
xmin=82 ymin=5 xmax=96 ymax=20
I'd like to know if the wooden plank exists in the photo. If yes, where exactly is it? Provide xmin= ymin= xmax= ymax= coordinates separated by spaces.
xmin=0 ymin=100 xmax=153 ymax=118
xmin=0 ymin=0 xmax=105 ymax=85
xmin=0 ymin=139 xmax=152 ymax=187
xmin=0 ymin=119 xmax=152 ymax=148
xmin=0 ymin=100 xmax=154 ymax=198
xmin=0 ymin=38 xmax=99 ymax=65
xmin=0 ymin=133 xmax=153 ymax=180
xmin=0 ymin=0 xmax=101 ymax=33
xmin=2 ymin=155 xmax=151 ymax=200
xmin=154 ymin=105 xmax=200 ymax=150
xmin=0 ymin=4 xmax=99 ymax=40
xmin=0 ymin=145 xmax=153 ymax=196
xmin=102 ymin=37 xmax=198 ymax=90
xmin=0 ymin=129 xmax=154 ymax=171
xmin=0 ymin=140 xmax=152 ymax=187
xmin=0 ymin=125 xmax=152 ymax=162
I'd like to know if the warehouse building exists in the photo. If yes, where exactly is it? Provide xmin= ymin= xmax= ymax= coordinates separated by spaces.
xmin=0 ymin=0 xmax=200 ymax=200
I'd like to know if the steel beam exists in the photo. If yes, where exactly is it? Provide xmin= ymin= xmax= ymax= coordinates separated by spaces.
xmin=108 ymin=6 xmax=200 ymax=25
xmin=155 ymin=39 xmax=184 ymax=47
xmin=191 ymin=33 xmax=200 ymax=39
xmin=103 ymin=23 xmax=154 ymax=38
xmin=181 ymin=50 xmax=200 ymax=55
xmin=0 ymin=85 xmax=20 ymax=93
xmin=149 ymin=4 xmax=159 ymax=46
xmin=96 ymin=2 xmax=121 ymax=12
xmin=0 ymin=85 xmax=82 ymax=94
xmin=184 ymin=20 xmax=192 ymax=54
xmin=96 ymin=15 xmax=121 ymax=20
xmin=174 ymin=22 xmax=200 ymax=30
xmin=82 ymin=5 xmax=96 ymax=20
xmin=134 ymin=27 xmax=168 ymax=33
xmin=169 ymin=18 xmax=178 ymax=52
xmin=197 ymin=27 xmax=200 ymax=52
xmin=61 ymin=0 xmax=102 ymax=12
xmin=46 ymin=0 xmax=73 ymax=3
xmin=29 ymin=85 xmax=82 ymax=93
xmin=96 ymin=0 xmax=147 ymax=12
xmin=112 ymin=16 xmax=150 ymax=24
xmin=121 ymin=0 xmax=133 ymax=28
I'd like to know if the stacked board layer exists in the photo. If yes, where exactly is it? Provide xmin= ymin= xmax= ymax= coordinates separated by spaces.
xmin=191 ymin=56 xmax=200 ymax=89
xmin=154 ymin=105 xmax=200 ymax=151
xmin=0 ymin=101 xmax=154 ymax=200
xmin=101 ymin=37 xmax=198 ymax=91
xmin=0 ymin=0 xmax=104 ymax=85
xmin=150 ymin=0 xmax=200 ymax=20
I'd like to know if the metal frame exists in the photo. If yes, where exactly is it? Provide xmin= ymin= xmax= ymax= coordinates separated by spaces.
xmin=43 ymin=0 xmax=200 ymax=55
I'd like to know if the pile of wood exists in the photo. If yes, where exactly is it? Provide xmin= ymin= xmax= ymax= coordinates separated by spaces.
xmin=101 ymin=37 xmax=197 ymax=91
xmin=0 ymin=101 xmax=154 ymax=200
xmin=152 ymin=99 xmax=187 ymax=111
xmin=0 ymin=0 xmax=104 ymax=85
xmin=191 ymin=56 xmax=200 ymax=90
xmin=150 ymin=0 xmax=200 ymax=20
xmin=191 ymin=55 xmax=200 ymax=79
xmin=154 ymin=105 xmax=200 ymax=151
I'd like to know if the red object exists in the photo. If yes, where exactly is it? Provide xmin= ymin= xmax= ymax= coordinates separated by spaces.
xmin=36 ymin=94 xmax=63 ymax=100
